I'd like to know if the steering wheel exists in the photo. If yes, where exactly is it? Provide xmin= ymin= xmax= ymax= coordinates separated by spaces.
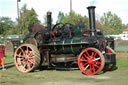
xmin=52 ymin=23 xmax=64 ymax=37
xmin=62 ymin=23 xmax=75 ymax=38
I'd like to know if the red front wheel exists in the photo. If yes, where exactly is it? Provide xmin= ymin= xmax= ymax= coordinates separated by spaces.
xmin=78 ymin=48 xmax=105 ymax=75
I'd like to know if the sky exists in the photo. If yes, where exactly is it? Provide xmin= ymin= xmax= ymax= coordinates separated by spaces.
xmin=0 ymin=0 xmax=128 ymax=24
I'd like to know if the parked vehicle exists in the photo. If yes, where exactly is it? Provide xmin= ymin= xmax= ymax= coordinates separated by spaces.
xmin=14 ymin=6 xmax=116 ymax=75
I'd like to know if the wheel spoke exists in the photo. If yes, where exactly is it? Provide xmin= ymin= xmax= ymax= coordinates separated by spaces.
xmin=83 ymin=54 xmax=89 ymax=60
xmin=90 ymin=64 xmax=92 ymax=73
xmin=91 ymin=52 xmax=94 ymax=59
xmin=83 ymin=62 xmax=88 ymax=66
xmin=22 ymin=66 xmax=26 ymax=71
xmin=16 ymin=54 xmax=20 ymax=57
xmin=20 ymin=47 xmax=26 ymax=56
xmin=16 ymin=52 xmax=24 ymax=58
xmin=29 ymin=56 xmax=33 ymax=59
xmin=84 ymin=64 xmax=89 ymax=70
xmin=79 ymin=59 xmax=88 ymax=62
xmin=20 ymin=56 xmax=25 ymax=59
xmin=28 ymin=59 xmax=34 ymax=65
xmin=18 ymin=54 xmax=25 ymax=59
xmin=92 ymin=65 xmax=95 ymax=72
xmin=94 ymin=64 xmax=100 ymax=69
xmin=23 ymin=63 xmax=27 ymax=70
xmin=17 ymin=62 xmax=22 ymax=66
xmin=95 ymin=61 xmax=101 ymax=64
xmin=26 ymin=46 xmax=29 ymax=55
xmin=28 ymin=53 xmax=34 ymax=62
xmin=28 ymin=52 xmax=33 ymax=57
xmin=26 ymin=62 xmax=31 ymax=69
xmin=92 ymin=52 xmax=97 ymax=59
xmin=93 ymin=57 xmax=100 ymax=61
xmin=85 ymin=50 xmax=91 ymax=58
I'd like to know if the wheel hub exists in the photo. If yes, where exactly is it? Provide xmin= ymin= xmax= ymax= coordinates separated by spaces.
xmin=88 ymin=59 xmax=94 ymax=64
xmin=24 ymin=57 xmax=28 ymax=62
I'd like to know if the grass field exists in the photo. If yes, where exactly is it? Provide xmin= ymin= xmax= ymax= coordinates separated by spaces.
xmin=0 ymin=56 xmax=128 ymax=85
xmin=115 ymin=45 xmax=128 ymax=51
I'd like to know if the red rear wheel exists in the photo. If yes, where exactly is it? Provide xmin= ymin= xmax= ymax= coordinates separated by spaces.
xmin=78 ymin=48 xmax=105 ymax=75
xmin=14 ymin=44 xmax=40 ymax=72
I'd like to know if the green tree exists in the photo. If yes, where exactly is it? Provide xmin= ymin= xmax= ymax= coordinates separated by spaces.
xmin=0 ymin=17 xmax=15 ymax=36
xmin=100 ymin=11 xmax=125 ymax=35
xmin=61 ymin=11 xmax=89 ymax=28
xmin=18 ymin=4 xmax=40 ymax=35
xmin=96 ymin=20 xmax=103 ymax=31
xmin=56 ymin=11 xmax=64 ymax=23
xmin=125 ymin=24 xmax=128 ymax=28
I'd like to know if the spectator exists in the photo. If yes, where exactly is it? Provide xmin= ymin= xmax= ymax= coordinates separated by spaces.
xmin=0 ymin=44 xmax=6 ymax=70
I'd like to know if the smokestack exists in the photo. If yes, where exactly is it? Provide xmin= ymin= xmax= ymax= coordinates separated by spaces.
xmin=87 ymin=6 xmax=96 ymax=36
xmin=47 ymin=12 xmax=52 ymax=31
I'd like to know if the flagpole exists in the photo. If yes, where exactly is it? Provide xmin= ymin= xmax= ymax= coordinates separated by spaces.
xmin=17 ymin=0 xmax=21 ymax=39
xmin=70 ymin=0 xmax=72 ymax=20
xmin=17 ymin=0 xmax=20 ymax=22
xmin=70 ymin=0 xmax=72 ymax=14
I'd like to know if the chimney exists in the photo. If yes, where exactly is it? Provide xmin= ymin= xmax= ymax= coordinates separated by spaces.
xmin=47 ymin=12 xmax=52 ymax=31
xmin=87 ymin=6 xmax=96 ymax=36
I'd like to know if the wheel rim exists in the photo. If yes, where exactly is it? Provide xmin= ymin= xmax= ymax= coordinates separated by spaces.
xmin=35 ymin=33 xmax=44 ymax=45
xmin=78 ymin=48 xmax=104 ymax=75
xmin=104 ymin=46 xmax=116 ymax=71
xmin=106 ymin=48 xmax=113 ymax=53
xmin=24 ymin=38 xmax=37 ymax=46
xmin=14 ymin=44 xmax=36 ymax=72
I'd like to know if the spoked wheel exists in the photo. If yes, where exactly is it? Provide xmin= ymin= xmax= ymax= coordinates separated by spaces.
xmin=104 ymin=46 xmax=116 ymax=71
xmin=14 ymin=44 xmax=40 ymax=72
xmin=24 ymin=38 xmax=37 ymax=46
xmin=78 ymin=48 xmax=105 ymax=75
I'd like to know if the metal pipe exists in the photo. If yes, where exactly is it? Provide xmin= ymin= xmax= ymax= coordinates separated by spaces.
xmin=17 ymin=0 xmax=20 ymax=21
xmin=70 ymin=0 xmax=72 ymax=15
xmin=87 ymin=6 xmax=96 ymax=36
xmin=47 ymin=12 xmax=52 ymax=31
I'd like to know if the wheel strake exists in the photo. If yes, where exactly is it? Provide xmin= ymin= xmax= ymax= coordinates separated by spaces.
xmin=78 ymin=48 xmax=105 ymax=75
xmin=14 ymin=44 xmax=40 ymax=72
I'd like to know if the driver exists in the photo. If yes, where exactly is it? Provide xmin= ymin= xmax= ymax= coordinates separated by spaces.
xmin=51 ymin=25 xmax=62 ymax=38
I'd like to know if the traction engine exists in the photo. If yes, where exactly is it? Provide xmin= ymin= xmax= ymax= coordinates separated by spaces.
xmin=14 ymin=6 xmax=116 ymax=75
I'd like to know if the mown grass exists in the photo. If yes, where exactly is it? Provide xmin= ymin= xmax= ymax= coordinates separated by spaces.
xmin=116 ymin=58 xmax=128 ymax=69
xmin=115 ymin=44 xmax=128 ymax=51
xmin=0 ymin=56 xmax=128 ymax=85
xmin=4 ymin=56 xmax=128 ymax=69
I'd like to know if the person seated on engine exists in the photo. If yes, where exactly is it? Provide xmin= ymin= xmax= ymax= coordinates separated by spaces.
xmin=51 ymin=26 xmax=62 ymax=38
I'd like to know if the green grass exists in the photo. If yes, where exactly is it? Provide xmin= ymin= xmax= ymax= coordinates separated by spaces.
xmin=0 ymin=56 xmax=128 ymax=85
xmin=5 ymin=56 xmax=13 ymax=62
xmin=116 ymin=58 xmax=128 ymax=69
xmin=115 ymin=45 xmax=128 ymax=51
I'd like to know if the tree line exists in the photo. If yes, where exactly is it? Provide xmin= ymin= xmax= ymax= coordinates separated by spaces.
xmin=0 ymin=4 xmax=127 ymax=39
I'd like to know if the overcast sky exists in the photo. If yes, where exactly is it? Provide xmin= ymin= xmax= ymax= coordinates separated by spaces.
xmin=0 ymin=0 xmax=128 ymax=24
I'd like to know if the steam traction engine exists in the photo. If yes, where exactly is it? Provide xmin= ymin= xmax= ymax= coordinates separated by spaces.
xmin=14 ymin=6 xmax=116 ymax=75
